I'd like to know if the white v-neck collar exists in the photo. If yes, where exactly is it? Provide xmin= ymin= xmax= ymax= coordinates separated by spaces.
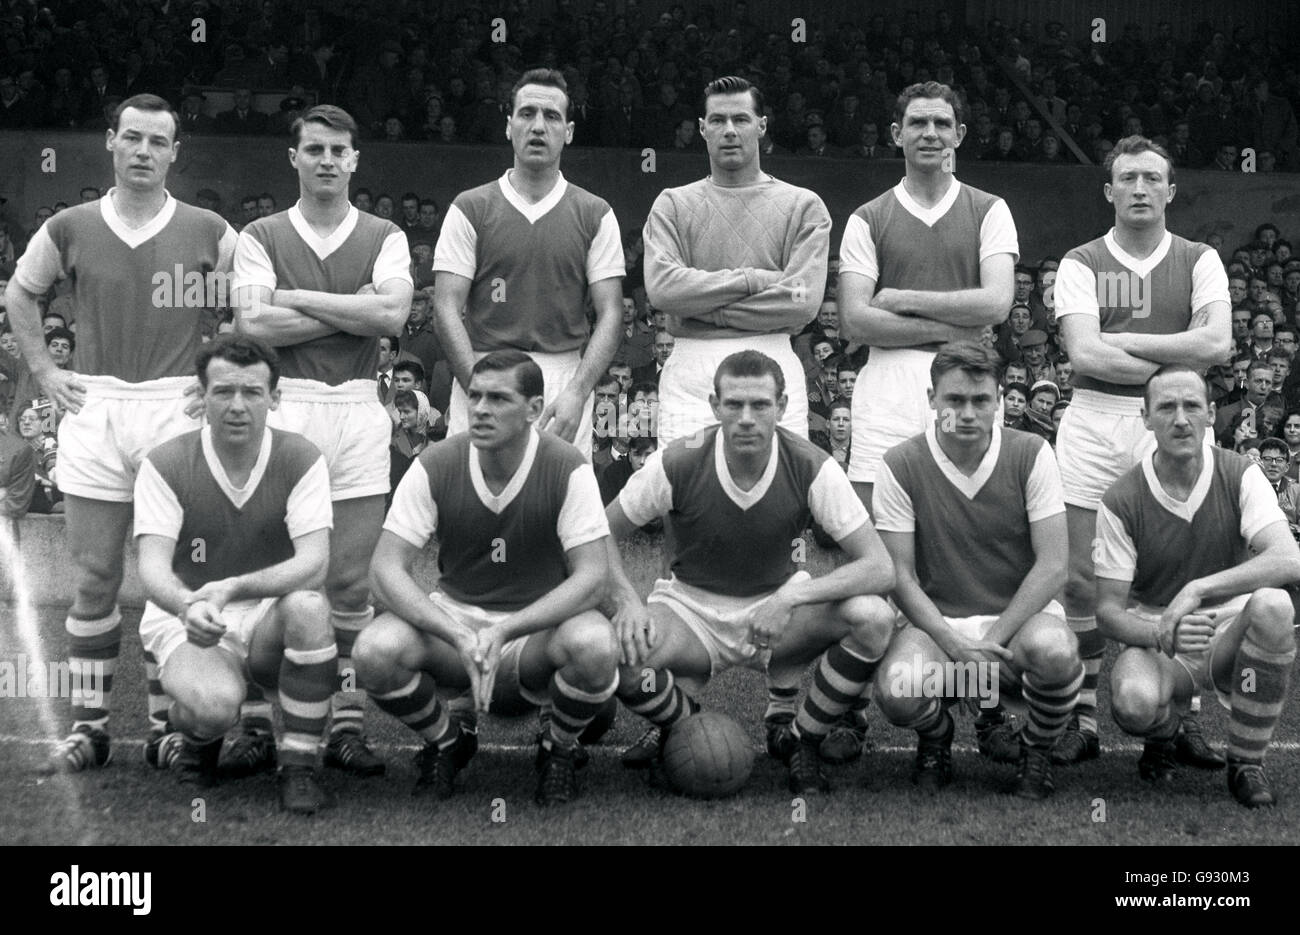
xmin=100 ymin=188 xmax=176 ymax=248
xmin=497 ymin=171 xmax=567 ymax=224
xmin=924 ymin=421 xmax=1002 ymax=498
xmin=713 ymin=431 xmax=780 ymax=509
xmin=470 ymin=428 xmax=540 ymax=513
xmin=893 ymin=177 xmax=960 ymax=227
xmin=1104 ymin=228 xmax=1172 ymax=277
xmin=288 ymin=201 xmax=358 ymax=261
xmin=1141 ymin=444 xmax=1216 ymax=521
xmin=201 ymin=426 xmax=272 ymax=509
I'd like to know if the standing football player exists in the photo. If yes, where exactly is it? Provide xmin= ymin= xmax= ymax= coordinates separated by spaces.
xmin=434 ymin=68 xmax=624 ymax=459
xmin=135 ymin=336 xmax=336 ymax=813
xmin=1095 ymin=365 xmax=1298 ymax=807
xmin=606 ymin=351 xmax=897 ymax=795
xmin=1051 ymin=137 xmax=1231 ymax=765
xmin=834 ymin=80 xmax=1018 ymax=762
xmin=872 ymin=342 xmax=1083 ymax=798
xmin=6 ymin=93 xmax=237 ymax=772
xmin=643 ymin=76 xmax=830 ymax=447
xmin=232 ymin=104 xmax=412 ymax=778
xmin=355 ymin=351 xmax=618 ymax=805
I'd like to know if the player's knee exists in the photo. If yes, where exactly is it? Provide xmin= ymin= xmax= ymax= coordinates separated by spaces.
xmin=842 ymin=596 xmax=895 ymax=659
xmin=1110 ymin=676 xmax=1161 ymax=734
xmin=279 ymin=590 xmax=332 ymax=648
xmin=176 ymin=680 xmax=243 ymax=738
xmin=1247 ymin=589 xmax=1297 ymax=649
xmin=1022 ymin=625 xmax=1080 ymax=680
xmin=558 ymin=614 xmax=619 ymax=682
xmin=351 ymin=623 xmax=405 ymax=690
xmin=872 ymin=660 xmax=924 ymax=724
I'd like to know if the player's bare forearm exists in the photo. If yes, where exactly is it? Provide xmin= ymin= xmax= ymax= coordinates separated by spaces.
xmin=223 ymin=530 xmax=330 ymax=601
xmin=1096 ymin=588 xmax=1161 ymax=648
xmin=874 ymin=287 xmax=1009 ymax=327
xmin=891 ymin=566 xmax=960 ymax=647
xmin=986 ymin=557 xmax=1068 ymax=646
xmin=4 ymin=281 xmax=58 ymax=376
xmin=433 ymin=274 xmax=477 ymax=387
xmin=137 ymin=536 xmax=198 ymax=618
xmin=851 ymin=305 xmax=970 ymax=347
xmin=1102 ymin=327 xmax=1232 ymax=369
xmin=237 ymin=300 xmax=339 ymax=346
xmin=600 ymin=536 xmax=642 ymax=616
xmin=569 ymin=279 xmax=624 ymax=395
xmin=275 ymin=282 xmax=411 ymax=336
xmin=1181 ymin=532 xmax=1300 ymax=607
xmin=496 ymin=542 xmax=607 ymax=641
xmin=370 ymin=534 xmax=465 ymax=643
xmin=1064 ymin=336 xmax=1161 ymax=384
xmin=785 ymin=521 xmax=895 ymax=606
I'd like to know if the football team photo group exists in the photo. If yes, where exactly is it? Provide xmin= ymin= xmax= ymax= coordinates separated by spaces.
xmin=2 ymin=2 xmax=1299 ymax=856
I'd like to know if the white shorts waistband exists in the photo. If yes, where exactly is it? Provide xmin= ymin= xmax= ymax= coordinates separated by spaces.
xmin=277 ymin=377 xmax=381 ymax=403
xmin=73 ymin=374 xmax=194 ymax=400
xmin=1068 ymin=388 xmax=1147 ymax=416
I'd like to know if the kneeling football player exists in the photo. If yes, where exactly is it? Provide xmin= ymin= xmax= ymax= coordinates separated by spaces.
xmin=355 ymin=351 xmax=618 ymax=806
xmin=871 ymin=342 xmax=1083 ymax=798
xmin=605 ymin=351 xmax=897 ymax=794
xmin=1095 ymin=365 xmax=1299 ymax=808
xmin=135 ymin=336 xmax=337 ymax=814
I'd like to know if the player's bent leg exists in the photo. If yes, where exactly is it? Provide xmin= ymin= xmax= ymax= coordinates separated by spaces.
xmin=520 ymin=612 xmax=620 ymax=805
xmin=1109 ymin=647 xmax=1184 ymax=785
xmin=252 ymin=591 xmax=337 ymax=814
xmin=353 ymin=614 xmax=469 ymax=799
xmin=873 ymin=626 xmax=956 ymax=794
xmin=615 ymin=603 xmax=711 ymax=769
xmin=1006 ymin=614 xmax=1083 ymax=799
xmin=159 ymin=642 xmax=245 ymax=787
xmin=47 ymin=496 xmax=133 ymax=773
xmin=1055 ymin=504 xmax=1104 ymax=764
xmin=323 ymin=494 xmax=386 ymax=775
xmin=777 ymin=596 xmax=894 ymax=793
xmin=1213 ymin=589 xmax=1297 ymax=807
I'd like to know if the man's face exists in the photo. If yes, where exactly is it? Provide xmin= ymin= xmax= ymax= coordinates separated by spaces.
xmin=1009 ymin=306 xmax=1031 ymax=334
xmin=1246 ymin=367 xmax=1273 ymax=405
xmin=508 ymin=83 xmax=572 ymax=170
xmin=411 ymin=243 xmax=432 ymax=267
xmin=828 ymin=407 xmax=850 ymax=442
xmin=1105 ymin=151 xmax=1173 ymax=229
xmin=408 ymin=297 xmax=430 ymax=329
xmin=593 ymin=381 xmax=619 ymax=420
xmin=653 ymin=331 xmax=674 ymax=364
xmin=1002 ymin=388 xmax=1027 ymax=419
xmin=355 ymin=191 xmax=373 ymax=212
xmin=242 ymin=198 xmax=259 ymax=221
xmin=1014 ymin=272 xmax=1034 ymax=303
xmin=894 ymin=96 xmax=963 ymax=172
xmin=1286 ymin=272 xmax=1300 ymax=295
xmin=622 ymin=297 xmax=637 ymax=323
xmin=1229 ymin=278 xmax=1248 ymax=307
xmin=47 ymin=336 xmax=72 ymax=366
xmin=1254 ymin=316 xmax=1273 ymax=340
xmin=418 ymin=204 xmax=438 ymax=228
xmin=1057 ymin=360 xmax=1073 ymax=389
xmin=807 ymin=126 xmax=827 ymax=150
xmin=1271 ymin=357 xmax=1290 ymax=387
xmin=42 ymin=316 xmax=63 ymax=334
xmin=400 ymin=197 xmax=418 ymax=221
xmin=817 ymin=301 xmax=838 ymax=331
xmin=1276 ymin=331 xmax=1297 ymax=358
xmin=1260 ymin=447 xmax=1289 ymax=483
xmin=466 ymin=366 xmax=540 ymax=451
xmin=203 ymin=358 xmax=278 ymax=448
xmin=256 ymin=196 xmax=275 ymax=217
xmin=630 ymin=388 xmax=658 ymax=418
xmin=1232 ymin=311 xmax=1251 ymax=342
xmin=609 ymin=364 xmax=632 ymax=392
xmin=375 ymin=197 xmax=393 ymax=218
xmin=393 ymin=369 xmax=416 ymax=392
xmin=108 ymin=106 xmax=179 ymax=193
xmin=931 ymin=369 xmax=999 ymax=446
xmin=1250 ymin=280 xmax=1269 ymax=304
xmin=1004 ymin=364 xmax=1028 ymax=387
xmin=629 ymin=444 xmax=655 ymax=471
xmin=1284 ymin=414 xmax=1300 ymax=447
xmin=701 ymin=90 xmax=765 ymax=175
xmin=1143 ymin=372 xmax=1212 ymax=460
xmin=837 ymin=369 xmax=856 ymax=400
xmin=710 ymin=373 xmax=785 ymax=457
xmin=1021 ymin=344 xmax=1044 ymax=367
xmin=378 ymin=337 xmax=397 ymax=369
xmin=291 ymin=120 xmax=357 ymax=200
xmin=0 ymin=332 xmax=18 ymax=357
xmin=811 ymin=340 xmax=833 ymax=363
xmin=1231 ymin=358 xmax=1250 ymax=385
xmin=1031 ymin=390 xmax=1055 ymax=415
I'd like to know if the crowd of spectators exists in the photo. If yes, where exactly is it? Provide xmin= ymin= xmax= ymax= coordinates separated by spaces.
xmin=0 ymin=1 xmax=1296 ymax=170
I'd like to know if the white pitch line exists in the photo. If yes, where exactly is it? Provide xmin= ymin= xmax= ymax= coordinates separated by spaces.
xmin=3 ymin=734 xmax=1299 ymax=755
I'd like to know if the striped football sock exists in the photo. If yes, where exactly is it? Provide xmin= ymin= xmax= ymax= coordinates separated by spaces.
xmin=1022 ymin=665 xmax=1084 ymax=750
xmin=617 ymin=667 xmax=697 ymax=729
xmin=277 ymin=643 xmax=337 ymax=769
xmin=1227 ymin=634 xmax=1295 ymax=765
xmin=67 ymin=608 xmax=120 ymax=733
xmin=793 ymin=640 xmax=882 ymax=743
xmin=547 ymin=671 xmax=619 ymax=749
xmin=1068 ymin=615 xmax=1103 ymax=736
xmin=330 ymin=607 xmax=372 ymax=737
xmin=239 ymin=683 xmax=275 ymax=735
xmin=143 ymin=649 xmax=171 ymax=735
xmin=372 ymin=673 xmax=455 ymax=748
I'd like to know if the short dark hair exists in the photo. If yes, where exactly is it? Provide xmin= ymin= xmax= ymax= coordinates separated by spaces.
xmin=42 ymin=311 xmax=67 ymax=326
xmin=511 ymin=68 xmax=571 ymax=119
xmin=381 ymin=334 xmax=401 ymax=355
xmin=713 ymin=349 xmax=785 ymax=398
xmin=595 ymin=371 xmax=620 ymax=391
xmin=196 ymin=334 xmax=281 ymax=389
xmin=702 ymin=75 xmax=765 ymax=117
xmin=1248 ymin=359 xmax=1275 ymax=378
xmin=1004 ymin=381 xmax=1031 ymax=398
xmin=1259 ymin=437 xmax=1289 ymax=459
xmin=393 ymin=389 xmax=419 ymax=411
xmin=1104 ymin=135 xmax=1175 ymax=183
xmin=292 ymin=104 xmax=359 ymax=148
xmin=1269 ymin=348 xmax=1291 ymax=362
xmin=394 ymin=359 xmax=426 ymax=384
xmin=1252 ymin=311 xmax=1274 ymax=326
xmin=836 ymin=359 xmax=858 ymax=377
xmin=630 ymin=380 xmax=658 ymax=400
xmin=828 ymin=399 xmax=852 ymax=416
xmin=44 ymin=326 xmax=74 ymax=350
xmin=1276 ymin=325 xmax=1298 ymax=341
xmin=472 ymin=349 xmax=544 ymax=398
xmin=112 ymin=93 xmax=180 ymax=140
xmin=1143 ymin=363 xmax=1210 ymax=407
xmin=930 ymin=341 xmax=1001 ymax=391
xmin=894 ymin=81 xmax=963 ymax=126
